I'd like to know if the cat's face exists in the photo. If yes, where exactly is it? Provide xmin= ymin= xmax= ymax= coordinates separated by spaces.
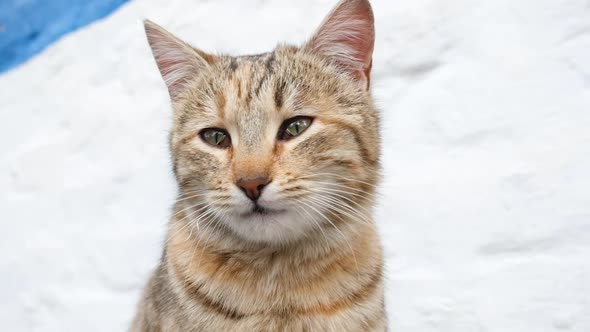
xmin=146 ymin=0 xmax=379 ymax=245
xmin=170 ymin=50 xmax=379 ymax=244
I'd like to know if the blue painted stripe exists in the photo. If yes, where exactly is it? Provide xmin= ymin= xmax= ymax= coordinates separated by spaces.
xmin=0 ymin=0 xmax=130 ymax=74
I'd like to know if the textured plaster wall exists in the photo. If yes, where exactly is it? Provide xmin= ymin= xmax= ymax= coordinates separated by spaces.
xmin=1 ymin=0 xmax=589 ymax=331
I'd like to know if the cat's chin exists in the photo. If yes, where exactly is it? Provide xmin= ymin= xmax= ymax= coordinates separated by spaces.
xmin=225 ymin=209 xmax=314 ymax=245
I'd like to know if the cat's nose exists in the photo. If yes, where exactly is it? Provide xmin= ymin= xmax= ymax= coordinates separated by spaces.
xmin=236 ymin=177 xmax=271 ymax=201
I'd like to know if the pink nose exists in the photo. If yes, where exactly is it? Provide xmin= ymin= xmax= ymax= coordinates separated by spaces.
xmin=236 ymin=177 xmax=271 ymax=201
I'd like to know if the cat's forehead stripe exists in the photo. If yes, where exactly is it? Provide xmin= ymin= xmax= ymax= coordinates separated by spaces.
xmin=229 ymin=58 xmax=238 ymax=72
xmin=227 ymin=52 xmax=271 ymax=73
xmin=253 ymin=53 xmax=277 ymax=98
xmin=223 ymin=52 xmax=281 ymax=109
xmin=239 ymin=52 xmax=270 ymax=60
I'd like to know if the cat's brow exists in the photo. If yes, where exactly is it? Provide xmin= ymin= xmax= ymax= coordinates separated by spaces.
xmin=274 ymin=79 xmax=285 ymax=109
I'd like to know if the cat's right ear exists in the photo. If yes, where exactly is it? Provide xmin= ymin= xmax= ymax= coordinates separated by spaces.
xmin=304 ymin=0 xmax=374 ymax=90
xmin=144 ymin=20 xmax=213 ymax=100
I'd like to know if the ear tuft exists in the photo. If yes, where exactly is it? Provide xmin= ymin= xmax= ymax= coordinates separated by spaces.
xmin=305 ymin=0 xmax=375 ymax=89
xmin=144 ymin=20 xmax=213 ymax=100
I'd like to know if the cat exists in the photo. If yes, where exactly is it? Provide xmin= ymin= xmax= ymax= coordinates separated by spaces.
xmin=130 ymin=0 xmax=386 ymax=331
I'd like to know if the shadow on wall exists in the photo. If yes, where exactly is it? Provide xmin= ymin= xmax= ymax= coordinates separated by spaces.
xmin=0 ymin=0 xmax=130 ymax=74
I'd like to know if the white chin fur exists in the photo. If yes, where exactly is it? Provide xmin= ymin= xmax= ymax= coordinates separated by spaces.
xmin=224 ymin=210 xmax=315 ymax=245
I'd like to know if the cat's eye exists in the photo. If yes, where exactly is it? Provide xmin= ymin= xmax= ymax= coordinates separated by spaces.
xmin=279 ymin=116 xmax=313 ymax=140
xmin=200 ymin=128 xmax=231 ymax=148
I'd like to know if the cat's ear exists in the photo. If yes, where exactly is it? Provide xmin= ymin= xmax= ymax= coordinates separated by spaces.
xmin=144 ymin=20 xmax=214 ymax=100
xmin=304 ymin=0 xmax=375 ymax=90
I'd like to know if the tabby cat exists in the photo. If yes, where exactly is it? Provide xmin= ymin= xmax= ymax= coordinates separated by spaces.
xmin=130 ymin=0 xmax=385 ymax=331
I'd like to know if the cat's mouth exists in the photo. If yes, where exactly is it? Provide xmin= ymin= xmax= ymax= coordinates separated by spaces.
xmin=240 ymin=204 xmax=285 ymax=218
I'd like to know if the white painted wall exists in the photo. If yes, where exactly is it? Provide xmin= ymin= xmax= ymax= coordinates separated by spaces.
xmin=1 ymin=0 xmax=589 ymax=331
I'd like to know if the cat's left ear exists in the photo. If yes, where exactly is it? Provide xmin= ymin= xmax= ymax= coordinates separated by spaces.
xmin=304 ymin=0 xmax=375 ymax=90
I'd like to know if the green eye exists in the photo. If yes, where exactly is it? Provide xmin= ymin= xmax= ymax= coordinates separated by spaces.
xmin=280 ymin=116 xmax=313 ymax=140
xmin=200 ymin=128 xmax=231 ymax=148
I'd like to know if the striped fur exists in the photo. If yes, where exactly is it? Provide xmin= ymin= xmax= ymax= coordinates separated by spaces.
xmin=131 ymin=1 xmax=385 ymax=331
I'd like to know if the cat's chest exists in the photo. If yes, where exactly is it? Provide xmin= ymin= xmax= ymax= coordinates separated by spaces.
xmin=167 ymin=253 xmax=384 ymax=331
xmin=175 ymin=310 xmax=385 ymax=332
xmin=164 ymin=221 xmax=384 ymax=331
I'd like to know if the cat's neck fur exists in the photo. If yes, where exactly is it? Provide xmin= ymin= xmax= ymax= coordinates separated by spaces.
xmin=164 ymin=202 xmax=384 ymax=322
